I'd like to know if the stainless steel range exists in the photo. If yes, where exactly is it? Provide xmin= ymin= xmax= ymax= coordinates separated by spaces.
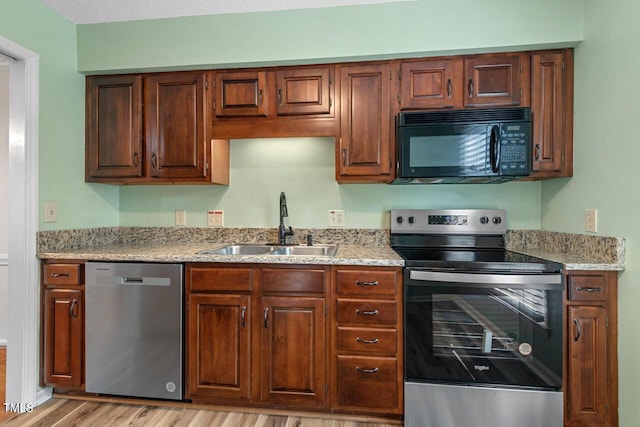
xmin=391 ymin=209 xmax=564 ymax=427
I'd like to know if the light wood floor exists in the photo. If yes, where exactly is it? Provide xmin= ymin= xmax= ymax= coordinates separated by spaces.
xmin=0 ymin=347 xmax=9 ymax=424
xmin=0 ymin=397 xmax=401 ymax=426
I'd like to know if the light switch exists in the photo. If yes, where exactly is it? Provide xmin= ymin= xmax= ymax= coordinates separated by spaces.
xmin=44 ymin=201 xmax=57 ymax=223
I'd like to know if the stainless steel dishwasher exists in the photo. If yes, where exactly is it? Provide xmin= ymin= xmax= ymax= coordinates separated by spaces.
xmin=85 ymin=262 xmax=183 ymax=400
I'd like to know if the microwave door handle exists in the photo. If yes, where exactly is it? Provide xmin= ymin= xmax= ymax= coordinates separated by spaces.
xmin=490 ymin=125 xmax=500 ymax=173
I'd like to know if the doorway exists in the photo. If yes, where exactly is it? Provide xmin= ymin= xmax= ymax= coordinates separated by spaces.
xmin=0 ymin=36 xmax=42 ymax=408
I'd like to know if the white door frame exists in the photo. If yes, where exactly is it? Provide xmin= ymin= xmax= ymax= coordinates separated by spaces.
xmin=0 ymin=36 xmax=45 ymax=407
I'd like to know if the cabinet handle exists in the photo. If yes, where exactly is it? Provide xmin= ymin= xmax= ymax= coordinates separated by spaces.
xmin=132 ymin=152 xmax=139 ymax=168
xmin=263 ymin=307 xmax=269 ymax=329
xmin=468 ymin=78 xmax=474 ymax=98
xmin=573 ymin=318 xmax=581 ymax=342
xmin=535 ymin=143 xmax=541 ymax=161
xmin=355 ymin=367 xmax=379 ymax=374
xmin=355 ymin=309 xmax=379 ymax=316
xmin=447 ymin=78 xmax=452 ymax=98
xmin=70 ymin=299 xmax=78 ymax=319
xmin=356 ymin=337 xmax=379 ymax=345
xmin=355 ymin=280 xmax=379 ymax=287
xmin=576 ymin=286 xmax=602 ymax=293
xmin=241 ymin=306 xmax=247 ymax=328
xmin=151 ymin=153 xmax=157 ymax=169
xmin=258 ymin=89 xmax=263 ymax=107
xmin=277 ymin=88 xmax=283 ymax=106
xmin=342 ymin=148 xmax=347 ymax=167
xmin=50 ymin=272 xmax=69 ymax=278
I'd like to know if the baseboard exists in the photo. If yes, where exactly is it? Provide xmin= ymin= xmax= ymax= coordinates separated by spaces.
xmin=36 ymin=387 xmax=53 ymax=406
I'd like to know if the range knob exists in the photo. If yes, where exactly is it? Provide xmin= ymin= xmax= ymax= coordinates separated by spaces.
xmin=396 ymin=216 xmax=403 ymax=224
xmin=408 ymin=216 xmax=415 ymax=224
xmin=480 ymin=216 xmax=489 ymax=224
xmin=492 ymin=216 xmax=502 ymax=224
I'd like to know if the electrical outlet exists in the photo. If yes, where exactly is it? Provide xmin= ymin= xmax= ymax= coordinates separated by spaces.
xmin=328 ymin=209 xmax=345 ymax=227
xmin=44 ymin=201 xmax=57 ymax=223
xmin=584 ymin=209 xmax=598 ymax=233
xmin=175 ymin=210 xmax=186 ymax=226
xmin=208 ymin=210 xmax=224 ymax=227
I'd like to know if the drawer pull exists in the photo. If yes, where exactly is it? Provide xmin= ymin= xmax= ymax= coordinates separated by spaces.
xmin=263 ymin=307 xmax=269 ymax=329
xmin=356 ymin=280 xmax=379 ymax=287
xmin=573 ymin=318 xmax=581 ymax=342
xmin=355 ymin=309 xmax=379 ymax=316
xmin=356 ymin=337 xmax=379 ymax=345
xmin=241 ymin=306 xmax=247 ymax=328
xmin=51 ymin=272 xmax=70 ymax=278
xmin=576 ymin=286 xmax=602 ymax=293
xmin=70 ymin=299 xmax=79 ymax=319
xmin=356 ymin=366 xmax=379 ymax=374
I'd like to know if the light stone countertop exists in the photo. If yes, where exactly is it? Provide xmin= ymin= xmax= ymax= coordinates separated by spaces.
xmin=38 ymin=242 xmax=405 ymax=267
xmin=509 ymin=248 xmax=624 ymax=271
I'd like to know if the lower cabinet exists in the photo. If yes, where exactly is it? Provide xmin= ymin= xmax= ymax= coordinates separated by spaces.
xmin=564 ymin=271 xmax=618 ymax=427
xmin=41 ymin=261 xmax=84 ymax=389
xmin=186 ymin=263 xmax=329 ymax=410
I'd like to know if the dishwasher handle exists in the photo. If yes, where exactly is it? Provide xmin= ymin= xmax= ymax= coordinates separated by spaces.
xmin=120 ymin=276 xmax=171 ymax=286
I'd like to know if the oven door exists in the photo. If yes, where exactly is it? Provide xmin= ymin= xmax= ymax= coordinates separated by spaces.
xmin=404 ymin=269 xmax=563 ymax=389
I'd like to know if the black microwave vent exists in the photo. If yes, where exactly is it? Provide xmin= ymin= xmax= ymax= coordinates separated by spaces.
xmin=399 ymin=107 xmax=530 ymax=125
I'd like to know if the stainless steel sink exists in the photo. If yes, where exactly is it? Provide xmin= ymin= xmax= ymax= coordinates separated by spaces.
xmin=269 ymin=245 xmax=338 ymax=256
xmin=198 ymin=244 xmax=338 ymax=257
xmin=198 ymin=244 xmax=274 ymax=255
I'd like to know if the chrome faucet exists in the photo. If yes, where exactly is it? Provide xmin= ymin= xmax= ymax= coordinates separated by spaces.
xmin=278 ymin=192 xmax=294 ymax=245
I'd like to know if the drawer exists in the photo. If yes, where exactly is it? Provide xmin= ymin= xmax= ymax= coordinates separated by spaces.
xmin=43 ymin=263 xmax=82 ymax=286
xmin=336 ymin=269 xmax=398 ymax=297
xmin=336 ymin=355 xmax=398 ymax=410
xmin=189 ymin=266 xmax=253 ymax=292
xmin=261 ymin=267 xmax=326 ymax=294
xmin=337 ymin=327 xmax=397 ymax=356
xmin=568 ymin=274 xmax=606 ymax=302
xmin=337 ymin=299 xmax=397 ymax=326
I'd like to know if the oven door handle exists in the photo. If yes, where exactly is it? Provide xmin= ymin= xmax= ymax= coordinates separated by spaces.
xmin=409 ymin=270 xmax=562 ymax=287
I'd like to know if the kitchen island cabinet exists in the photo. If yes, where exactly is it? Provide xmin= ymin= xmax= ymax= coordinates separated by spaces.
xmin=564 ymin=270 xmax=618 ymax=427
xmin=41 ymin=261 xmax=84 ymax=389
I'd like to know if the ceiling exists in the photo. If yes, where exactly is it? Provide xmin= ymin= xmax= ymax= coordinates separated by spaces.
xmin=40 ymin=0 xmax=414 ymax=24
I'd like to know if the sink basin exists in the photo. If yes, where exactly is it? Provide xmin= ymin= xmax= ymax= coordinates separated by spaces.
xmin=198 ymin=244 xmax=274 ymax=255
xmin=269 ymin=245 xmax=338 ymax=257
xmin=198 ymin=244 xmax=338 ymax=257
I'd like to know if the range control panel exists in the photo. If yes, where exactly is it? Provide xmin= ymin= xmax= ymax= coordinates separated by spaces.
xmin=391 ymin=209 xmax=507 ymax=235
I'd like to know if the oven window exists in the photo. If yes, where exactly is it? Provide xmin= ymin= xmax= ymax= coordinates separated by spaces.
xmin=405 ymin=283 xmax=563 ymax=389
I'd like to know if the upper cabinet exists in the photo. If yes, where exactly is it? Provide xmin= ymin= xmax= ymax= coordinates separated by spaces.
xmin=85 ymin=49 xmax=573 ymax=185
xmin=211 ymin=65 xmax=336 ymax=139
xmin=337 ymin=63 xmax=393 ymax=182
xmin=86 ymin=71 xmax=229 ymax=185
xmin=398 ymin=53 xmax=529 ymax=110
xmin=529 ymin=49 xmax=574 ymax=179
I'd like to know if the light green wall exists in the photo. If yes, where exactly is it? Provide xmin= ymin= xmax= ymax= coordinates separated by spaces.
xmin=541 ymin=1 xmax=639 ymax=424
xmin=77 ymin=0 xmax=583 ymax=74
xmin=0 ymin=0 xmax=119 ymax=230
xmin=119 ymin=138 xmax=542 ymax=229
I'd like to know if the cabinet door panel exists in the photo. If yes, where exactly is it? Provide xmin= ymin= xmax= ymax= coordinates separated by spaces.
xmin=43 ymin=289 xmax=83 ymax=386
xmin=567 ymin=305 xmax=608 ymax=425
xmin=464 ymin=54 xmax=524 ymax=107
xmin=338 ymin=64 xmax=392 ymax=178
xmin=400 ymin=59 xmax=463 ymax=110
xmin=86 ymin=75 xmax=143 ymax=179
xmin=188 ymin=294 xmax=250 ymax=400
xmin=145 ymin=72 xmax=208 ymax=179
xmin=214 ymin=71 xmax=268 ymax=117
xmin=259 ymin=296 xmax=325 ymax=408
xmin=276 ymin=66 xmax=332 ymax=116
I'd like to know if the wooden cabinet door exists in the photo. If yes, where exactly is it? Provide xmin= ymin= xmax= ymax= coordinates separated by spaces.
xmin=259 ymin=296 xmax=326 ymax=408
xmin=43 ymin=288 xmax=83 ymax=387
xmin=464 ymin=54 xmax=526 ymax=108
xmin=338 ymin=63 xmax=392 ymax=180
xmin=187 ymin=294 xmax=251 ymax=401
xmin=276 ymin=66 xmax=333 ymax=116
xmin=399 ymin=59 xmax=463 ymax=110
xmin=86 ymin=75 xmax=143 ymax=179
xmin=145 ymin=72 xmax=209 ymax=180
xmin=566 ymin=305 xmax=608 ymax=425
xmin=531 ymin=50 xmax=573 ymax=177
xmin=214 ymin=71 xmax=268 ymax=117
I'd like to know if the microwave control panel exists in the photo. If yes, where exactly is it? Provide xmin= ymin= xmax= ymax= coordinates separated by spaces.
xmin=499 ymin=123 xmax=529 ymax=175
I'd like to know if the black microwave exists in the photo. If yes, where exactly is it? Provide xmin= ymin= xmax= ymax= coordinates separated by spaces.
xmin=393 ymin=108 xmax=531 ymax=184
